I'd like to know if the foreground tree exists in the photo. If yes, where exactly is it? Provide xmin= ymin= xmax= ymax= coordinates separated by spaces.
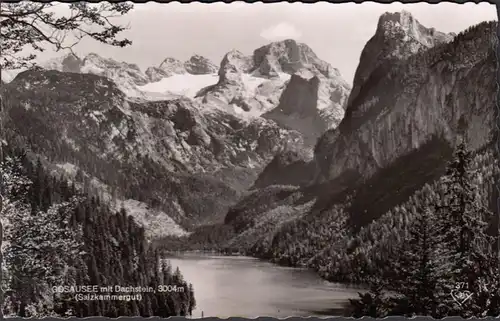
xmin=0 ymin=2 xmax=133 ymax=316
xmin=434 ymin=141 xmax=498 ymax=317
xmin=0 ymin=2 xmax=133 ymax=69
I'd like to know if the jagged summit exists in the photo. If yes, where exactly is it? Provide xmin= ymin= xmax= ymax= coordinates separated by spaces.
xmin=376 ymin=10 xmax=454 ymax=49
xmin=158 ymin=57 xmax=186 ymax=73
xmin=145 ymin=55 xmax=218 ymax=82
xmin=315 ymin=19 xmax=495 ymax=184
xmin=185 ymin=55 xmax=218 ymax=75
xmin=346 ymin=10 xmax=454 ymax=110
xmin=251 ymin=39 xmax=343 ymax=80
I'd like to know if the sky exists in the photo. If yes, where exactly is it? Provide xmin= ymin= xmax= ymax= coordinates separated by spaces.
xmin=22 ymin=2 xmax=498 ymax=85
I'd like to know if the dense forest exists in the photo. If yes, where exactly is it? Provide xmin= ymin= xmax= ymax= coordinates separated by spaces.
xmin=349 ymin=142 xmax=500 ymax=317
xmin=0 ymin=141 xmax=196 ymax=317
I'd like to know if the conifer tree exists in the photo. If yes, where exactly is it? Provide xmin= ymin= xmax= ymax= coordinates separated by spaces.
xmin=349 ymin=278 xmax=391 ymax=318
xmin=389 ymin=207 xmax=443 ymax=317
xmin=434 ymin=142 xmax=497 ymax=317
xmin=188 ymin=283 xmax=196 ymax=315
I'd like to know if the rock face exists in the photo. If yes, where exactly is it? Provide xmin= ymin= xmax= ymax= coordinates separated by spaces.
xmin=184 ymin=55 xmax=218 ymax=75
xmin=348 ymin=10 xmax=455 ymax=109
xmin=199 ymin=40 xmax=350 ymax=125
xmin=2 ymin=69 xmax=305 ymax=230
xmin=252 ymin=39 xmax=341 ymax=80
xmin=262 ymin=74 xmax=328 ymax=146
xmin=314 ymin=16 xmax=496 ymax=183
xmin=145 ymin=55 xmax=218 ymax=82
xmin=145 ymin=57 xmax=187 ymax=82
xmin=251 ymin=149 xmax=316 ymax=189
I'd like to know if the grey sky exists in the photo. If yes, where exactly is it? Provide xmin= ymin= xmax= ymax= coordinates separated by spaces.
xmin=35 ymin=2 xmax=496 ymax=85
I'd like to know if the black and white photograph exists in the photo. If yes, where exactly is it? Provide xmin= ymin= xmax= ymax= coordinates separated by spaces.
xmin=0 ymin=1 xmax=499 ymax=318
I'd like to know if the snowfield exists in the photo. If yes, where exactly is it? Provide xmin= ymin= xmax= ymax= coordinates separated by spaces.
xmin=138 ymin=73 xmax=219 ymax=98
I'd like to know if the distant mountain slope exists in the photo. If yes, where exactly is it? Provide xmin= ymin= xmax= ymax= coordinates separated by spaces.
xmin=1 ymin=69 xmax=304 ymax=233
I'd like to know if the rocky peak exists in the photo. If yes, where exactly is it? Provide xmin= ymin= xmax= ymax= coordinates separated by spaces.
xmin=220 ymin=50 xmax=253 ymax=74
xmin=217 ymin=50 xmax=253 ymax=85
xmin=145 ymin=57 xmax=187 ymax=83
xmin=197 ymin=42 xmax=350 ymax=138
xmin=184 ymin=55 xmax=218 ymax=75
xmin=347 ymin=11 xmax=454 ymax=110
xmin=314 ymin=21 xmax=496 ymax=184
xmin=377 ymin=10 xmax=454 ymax=49
xmin=39 ymin=53 xmax=83 ymax=73
xmin=158 ymin=57 xmax=187 ymax=74
xmin=80 ymin=53 xmax=149 ymax=86
xmin=252 ymin=39 xmax=319 ymax=77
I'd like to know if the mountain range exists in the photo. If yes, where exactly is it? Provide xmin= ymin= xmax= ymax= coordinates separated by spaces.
xmin=1 ymin=9 xmax=498 ymax=251
xmin=1 ymin=33 xmax=353 ymax=236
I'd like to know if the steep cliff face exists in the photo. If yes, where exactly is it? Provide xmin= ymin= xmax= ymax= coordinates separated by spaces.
xmin=252 ymin=39 xmax=332 ymax=77
xmin=251 ymin=149 xmax=316 ymax=190
xmin=315 ymin=20 xmax=496 ymax=183
xmin=198 ymin=50 xmax=255 ymax=108
xmin=262 ymin=73 xmax=329 ymax=146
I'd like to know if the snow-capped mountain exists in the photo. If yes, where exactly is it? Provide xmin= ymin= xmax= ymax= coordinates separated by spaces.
xmin=2 ymin=41 xmax=349 ymax=146
xmin=197 ymin=39 xmax=351 ymax=143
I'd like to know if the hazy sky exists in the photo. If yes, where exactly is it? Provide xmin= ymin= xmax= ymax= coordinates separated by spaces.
xmin=33 ymin=2 xmax=496 ymax=85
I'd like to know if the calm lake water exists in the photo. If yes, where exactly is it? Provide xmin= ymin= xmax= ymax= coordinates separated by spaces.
xmin=168 ymin=254 xmax=363 ymax=318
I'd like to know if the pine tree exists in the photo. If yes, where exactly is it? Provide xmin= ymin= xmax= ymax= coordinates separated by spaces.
xmin=188 ymin=283 xmax=196 ymax=315
xmin=389 ymin=207 xmax=442 ymax=317
xmin=349 ymin=278 xmax=391 ymax=318
xmin=434 ymin=142 xmax=497 ymax=317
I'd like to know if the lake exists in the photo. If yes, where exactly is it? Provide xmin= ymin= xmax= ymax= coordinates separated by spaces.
xmin=168 ymin=253 xmax=363 ymax=318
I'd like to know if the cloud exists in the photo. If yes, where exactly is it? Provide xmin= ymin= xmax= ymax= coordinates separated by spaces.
xmin=260 ymin=22 xmax=302 ymax=41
